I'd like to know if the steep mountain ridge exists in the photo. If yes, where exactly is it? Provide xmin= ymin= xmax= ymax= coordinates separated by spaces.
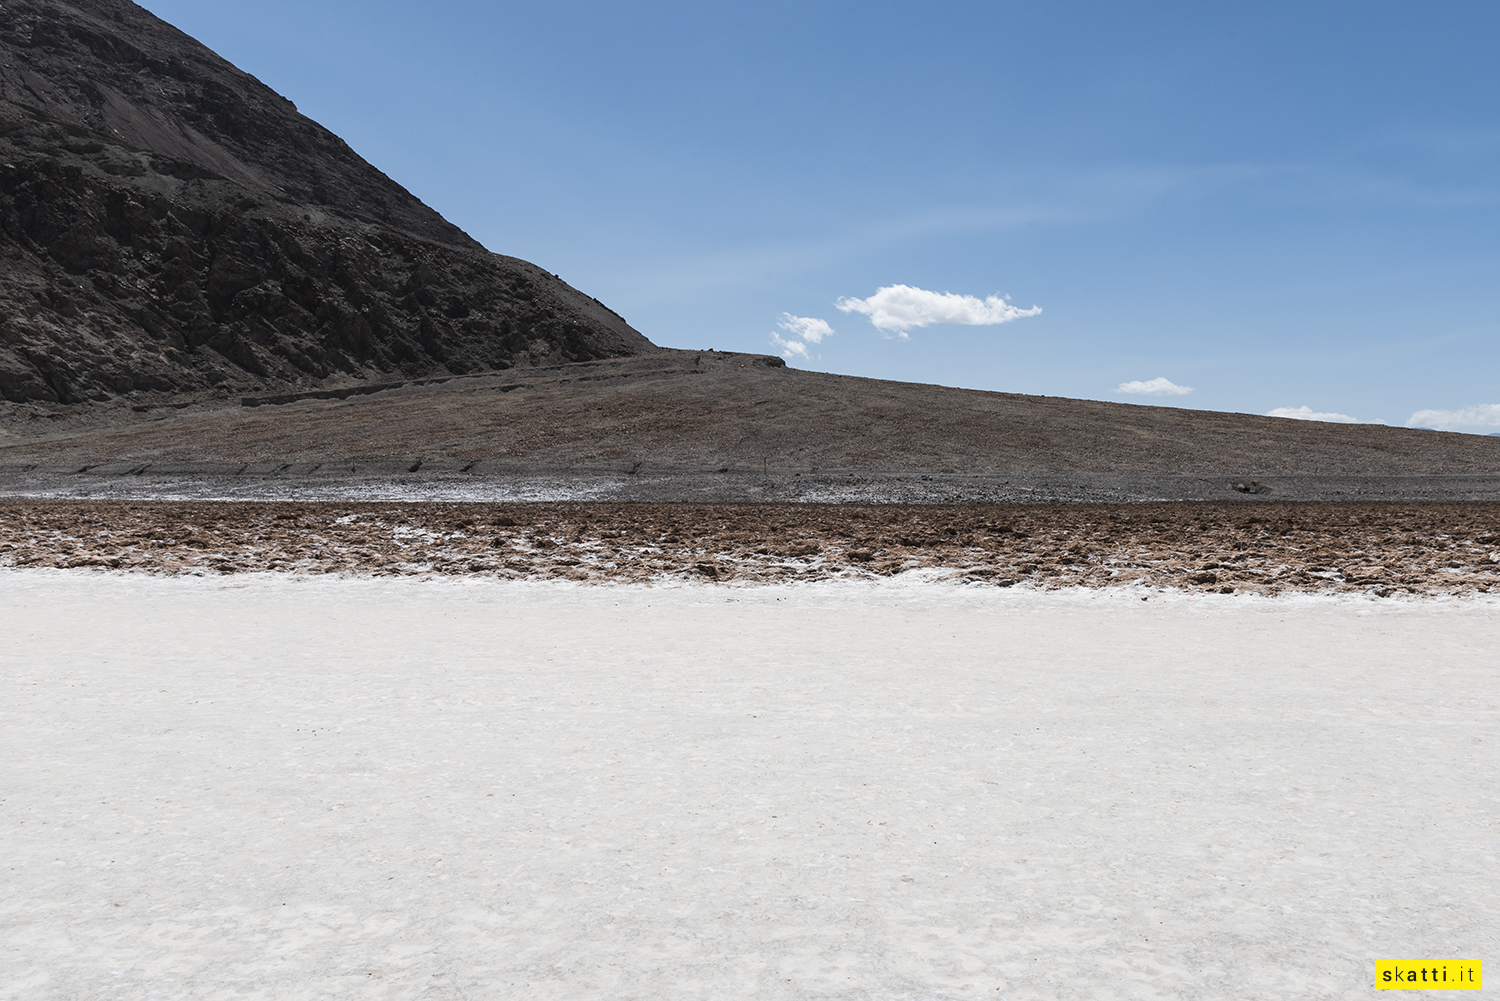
xmin=0 ymin=0 xmax=654 ymax=405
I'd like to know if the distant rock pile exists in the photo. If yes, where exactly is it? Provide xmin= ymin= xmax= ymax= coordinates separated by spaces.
xmin=0 ymin=0 xmax=653 ymax=405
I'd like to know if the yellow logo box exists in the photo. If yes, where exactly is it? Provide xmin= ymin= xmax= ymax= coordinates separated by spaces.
xmin=1375 ymin=961 xmax=1482 ymax=989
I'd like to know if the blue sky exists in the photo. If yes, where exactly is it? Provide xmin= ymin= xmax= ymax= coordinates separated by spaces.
xmin=138 ymin=0 xmax=1500 ymax=431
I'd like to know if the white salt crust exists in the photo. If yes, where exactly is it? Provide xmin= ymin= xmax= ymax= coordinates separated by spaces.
xmin=2 ymin=571 xmax=1496 ymax=1000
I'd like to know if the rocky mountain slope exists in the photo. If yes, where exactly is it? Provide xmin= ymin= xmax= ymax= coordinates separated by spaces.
xmin=0 ymin=0 xmax=653 ymax=406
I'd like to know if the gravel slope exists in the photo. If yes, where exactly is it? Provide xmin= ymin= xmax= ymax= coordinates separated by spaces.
xmin=3 ymin=353 xmax=1500 ymax=501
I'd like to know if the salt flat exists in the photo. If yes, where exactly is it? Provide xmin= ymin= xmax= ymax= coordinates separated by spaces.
xmin=2 ymin=573 xmax=1496 ymax=1000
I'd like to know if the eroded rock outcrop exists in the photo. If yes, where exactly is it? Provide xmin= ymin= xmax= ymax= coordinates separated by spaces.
xmin=0 ymin=0 xmax=653 ymax=404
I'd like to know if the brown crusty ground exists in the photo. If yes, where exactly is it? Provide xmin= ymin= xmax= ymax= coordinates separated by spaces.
xmin=2 ymin=500 xmax=1498 ymax=596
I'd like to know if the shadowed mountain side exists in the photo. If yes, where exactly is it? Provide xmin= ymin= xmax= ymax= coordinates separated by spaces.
xmin=3 ymin=352 xmax=1498 ymax=501
xmin=1 ymin=0 xmax=471 ymax=245
xmin=0 ymin=0 xmax=653 ymax=405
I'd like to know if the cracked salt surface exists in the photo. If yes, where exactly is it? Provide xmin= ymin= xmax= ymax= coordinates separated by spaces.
xmin=6 ymin=500 xmax=1500 ymax=596
xmin=2 ymin=571 xmax=1496 ymax=1000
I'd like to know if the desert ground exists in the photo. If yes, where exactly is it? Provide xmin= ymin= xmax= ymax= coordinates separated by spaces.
xmin=2 ymin=571 xmax=1496 ymax=1000
xmin=6 ymin=353 xmax=1500 ymax=504
xmin=4 ymin=499 xmax=1497 ymax=1000
xmin=3 ymin=500 xmax=1499 ymax=596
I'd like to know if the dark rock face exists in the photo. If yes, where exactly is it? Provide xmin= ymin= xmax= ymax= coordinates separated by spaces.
xmin=0 ymin=0 xmax=653 ymax=404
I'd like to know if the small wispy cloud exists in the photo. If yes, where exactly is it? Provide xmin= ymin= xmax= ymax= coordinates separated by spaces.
xmin=1266 ymin=406 xmax=1369 ymax=424
xmin=778 ymin=313 xmax=832 ymax=344
xmin=769 ymin=333 xmax=810 ymax=360
xmin=1117 ymin=377 xmax=1193 ymax=397
xmin=769 ymin=313 xmax=832 ymax=362
xmin=835 ymin=284 xmax=1041 ymax=339
xmin=1407 ymin=403 xmax=1500 ymax=431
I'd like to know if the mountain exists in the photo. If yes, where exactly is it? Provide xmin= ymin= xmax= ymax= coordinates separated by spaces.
xmin=0 ymin=0 xmax=653 ymax=406
xmin=2 ymin=1 xmax=1496 ymax=503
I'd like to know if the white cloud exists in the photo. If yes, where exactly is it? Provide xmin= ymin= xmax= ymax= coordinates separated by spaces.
xmin=835 ymin=284 xmax=1041 ymax=339
xmin=1117 ymin=377 xmax=1193 ymax=396
xmin=768 ymin=313 xmax=832 ymax=362
xmin=1265 ymin=406 xmax=1362 ymax=423
xmin=777 ymin=313 xmax=832 ymax=344
xmin=769 ymin=332 xmax=810 ymax=361
xmin=1407 ymin=403 xmax=1500 ymax=431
